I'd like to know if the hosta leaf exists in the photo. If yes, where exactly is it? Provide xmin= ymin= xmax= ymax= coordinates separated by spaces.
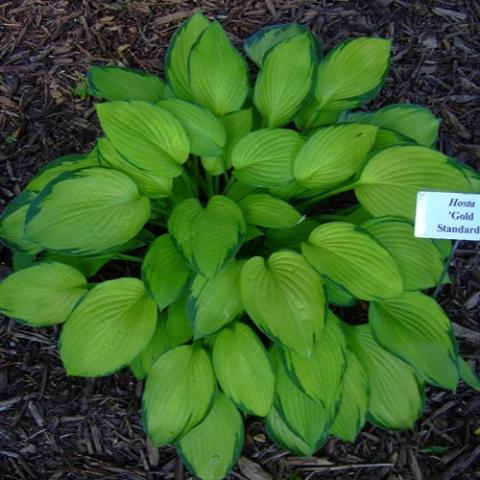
xmin=294 ymin=124 xmax=378 ymax=189
xmin=166 ymin=12 xmax=210 ymax=100
xmin=355 ymin=146 xmax=472 ymax=220
xmin=213 ymin=322 xmax=274 ymax=416
xmin=254 ymin=32 xmax=317 ymax=128
xmin=188 ymin=261 xmax=244 ymax=339
xmin=265 ymin=219 xmax=318 ymax=251
xmin=97 ymin=137 xmax=172 ymax=198
xmin=43 ymin=252 xmax=111 ymax=277
xmin=142 ymin=234 xmax=190 ymax=310
xmin=96 ymin=101 xmax=189 ymax=178
xmin=281 ymin=311 xmax=346 ymax=408
xmin=158 ymin=98 xmax=226 ymax=156
xmin=0 ymin=262 xmax=87 ymax=326
xmin=238 ymin=194 xmax=303 ymax=229
xmin=301 ymin=222 xmax=403 ymax=300
xmin=369 ymin=291 xmax=459 ymax=390
xmin=25 ymin=168 xmax=150 ymax=256
xmin=0 ymin=190 xmax=41 ymax=254
xmin=241 ymin=251 xmax=326 ymax=356
xmin=372 ymin=128 xmax=413 ymax=150
xmin=272 ymin=346 xmax=331 ymax=450
xmin=362 ymin=218 xmax=444 ymax=290
xmin=60 ymin=278 xmax=157 ymax=376
xmin=323 ymin=276 xmax=357 ymax=307
xmin=166 ymin=296 xmax=193 ymax=345
xmin=459 ymin=358 xmax=480 ymax=391
xmin=87 ymin=65 xmax=165 ymax=102
xmin=141 ymin=314 xmax=173 ymax=374
xmin=342 ymin=104 xmax=441 ymax=147
xmin=232 ymin=129 xmax=304 ymax=187
xmin=143 ymin=344 xmax=216 ymax=446
xmin=331 ymin=351 xmax=368 ymax=442
xmin=178 ymin=393 xmax=243 ymax=480
xmin=344 ymin=323 xmax=424 ymax=430
xmin=189 ymin=22 xmax=249 ymax=116
xmin=244 ymin=23 xmax=310 ymax=67
xmin=168 ymin=196 xmax=246 ymax=278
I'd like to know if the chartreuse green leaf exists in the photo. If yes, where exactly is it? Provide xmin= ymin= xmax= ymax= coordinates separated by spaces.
xmin=142 ymin=234 xmax=190 ymax=310
xmin=232 ymin=129 xmax=304 ymax=187
xmin=188 ymin=261 xmax=244 ymax=339
xmin=96 ymin=101 xmax=189 ymax=178
xmin=272 ymin=346 xmax=330 ymax=450
xmin=0 ymin=190 xmax=41 ymax=254
xmin=315 ymin=204 xmax=372 ymax=225
xmin=362 ymin=218 xmax=444 ymax=290
xmin=166 ymin=12 xmax=210 ymax=100
xmin=369 ymin=292 xmax=459 ymax=390
xmin=331 ymin=351 xmax=368 ymax=442
xmin=130 ymin=355 xmax=147 ymax=380
xmin=166 ymin=296 xmax=193 ymax=345
xmin=141 ymin=313 xmax=173 ymax=374
xmin=372 ymin=128 xmax=413 ymax=150
xmin=25 ymin=168 xmax=150 ymax=255
xmin=178 ymin=393 xmax=243 ymax=480
xmin=87 ymin=65 xmax=165 ymax=102
xmin=301 ymin=222 xmax=403 ymax=300
xmin=266 ymin=407 xmax=314 ymax=456
xmin=43 ymin=252 xmax=111 ymax=277
xmin=281 ymin=311 xmax=346 ymax=408
xmin=355 ymin=146 xmax=472 ymax=220
xmin=97 ymin=137 xmax=172 ymax=198
xmin=0 ymin=262 xmax=87 ymax=326
xmin=27 ymin=150 xmax=99 ymax=193
xmin=459 ymin=358 xmax=480 ymax=391
xmin=143 ymin=344 xmax=216 ymax=446
xmin=254 ymin=32 xmax=317 ymax=128
xmin=168 ymin=196 xmax=246 ymax=278
xmin=344 ymin=323 xmax=424 ymax=430
xmin=213 ymin=322 xmax=274 ymax=416
xmin=189 ymin=22 xmax=249 ymax=116
xmin=241 ymin=251 xmax=326 ymax=356
xmin=265 ymin=219 xmax=318 ymax=251
xmin=343 ymin=104 xmax=441 ymax=147
xmin=323 ymin=277 xmax=357 ymax=307
xmin=158 ymin=98 xmax=226 ymax=156
xmin=238 ymin=194 xmax=303 ymax=229
xmin=244 ymin=23 xmax=309 ymax=66
xmin=294 ymin=124 xmax=378 ymax=189
xmin=60 ymin=278 xmax=157 ymax=376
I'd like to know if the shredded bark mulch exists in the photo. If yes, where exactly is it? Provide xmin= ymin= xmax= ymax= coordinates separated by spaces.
xmin=0 ymin=1 xmax=479 ymax=479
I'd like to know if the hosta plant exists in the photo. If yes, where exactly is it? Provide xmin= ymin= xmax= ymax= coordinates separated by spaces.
xmin=1 ymin=12 xmax=480 ymax=480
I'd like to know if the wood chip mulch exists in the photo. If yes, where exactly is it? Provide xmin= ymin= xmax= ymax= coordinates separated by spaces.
xmin=0 ymin=1 xmax=479 ymax=479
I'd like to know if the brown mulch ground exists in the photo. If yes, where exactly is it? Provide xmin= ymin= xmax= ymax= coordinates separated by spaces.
xmin=0 ymin=0 xmax=479 ymax=479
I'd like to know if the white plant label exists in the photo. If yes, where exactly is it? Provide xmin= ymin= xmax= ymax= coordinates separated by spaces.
xmin=415 ymin=191 xmax=480 ymax=240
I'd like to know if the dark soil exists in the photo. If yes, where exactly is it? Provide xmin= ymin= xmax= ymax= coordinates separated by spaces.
xmin=0 ymin=1 xmax=479 ymax=479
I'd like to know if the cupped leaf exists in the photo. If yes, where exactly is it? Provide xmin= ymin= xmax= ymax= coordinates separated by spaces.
xmin=362 ymin=218 xmax=444 ymax=290
xmin=142 ymin=234 xmax=190 ymax=310
xmin=143 ymin=344 xmax=216 ymax=446
xmin=141 ymin=314 xmax=173 ymax=374
xmin=301 ymin=222 xmax=403 ymax=300
xmin=220 ymin=109 xmax=253 ymax=168
xmin=265 ymin=219 xmax=318 ymax=251
xmin=60 ymin=278 xmax=157 ymax=376
xmin=244 ymin=23 xmax=310 ymax=66
xmin=25 ymin=167 xmax=150 ymax=255
xmin=369 ymin=291 xmax=459 ymax=390
xmin=188 ymin=261 xmax=244 ymax=339
xmin=241 ymin=251 xmax=326 ymax=356
xmin=87 ymin=65 xmax=165 ymax=102
xmin=178 ymin=393 xmax=243 ymax=480
xmin=213 ymin=322 xmax=274 ymax=416
xmin=158 ymin=98 xmax=226 ymax=156
xmin=459 ymin=358 xmax=480 ymax=391
xmin=355 ymin=145 xmax=472 ymax=220
xmin=97 ymin=137 xmax=172 ymax=198
xmin=344 ymin=323 xmax=424 ymax=430
xmin=232 ymin=129 xmax=304 ymax=187
xmin=0 ymin=190 xmax=41 ymax=254
xmin=323 ymin=277 xmax=357 ymax=307
xmin=0 ymin=262 xmax=87 ymax=326
xmin=189 ymin=21 xmax=249 ymax=116
xmin=166 ymin=296 xmax=193 ymax=345
xmin=238 ymin=194 xmax=303 ymax=229
xmin=331 ymin=351 xmax=369 ymax=442
xmin=281 ymin=311 xmax=346 ymax=408
xmin=43 ymin=252 xmax=111 ymax=277
xmin=294 ymin=124 xmax=378 ymax=189
xmin=168 ymin=196 xmax=246 ymax=278
xmin=166 ymin=12 xmax=210 ymax=100
xmin=96 ymin=101 xmax=190 ymax=178
xmin=254 ymin=32 xmax=317 ymax=128
xmin=372 ymin=128 xmax=413 ymax=150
